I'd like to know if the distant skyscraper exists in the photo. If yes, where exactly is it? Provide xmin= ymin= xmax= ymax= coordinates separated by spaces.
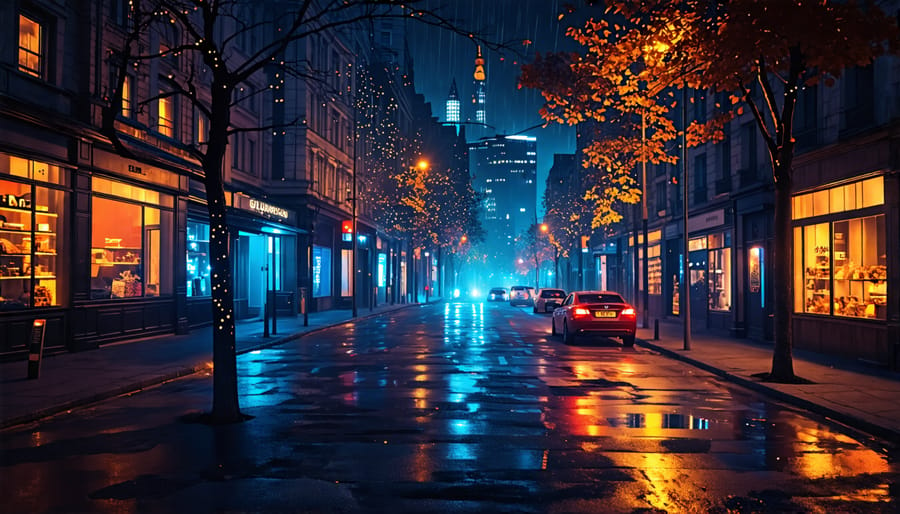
xmin=472 ymin=45 xmax=487 ymax=132
xmin=469 ymin=135 xmax=537 ymax=282
xmin=446 ymin=79 xmax=460 ymax=134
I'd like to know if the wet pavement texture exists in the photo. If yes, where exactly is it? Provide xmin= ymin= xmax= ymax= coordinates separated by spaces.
xmin=2 ymin=302 xmax=898 ymax=513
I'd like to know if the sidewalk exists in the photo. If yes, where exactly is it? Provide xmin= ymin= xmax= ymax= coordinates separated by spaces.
xmin=0 ymin=301 xmax=418 ymax=429
xmin=2 ymin=305 xmax=900 ymax=447
xmin=636 ymin=319 xmax=900 ymax=445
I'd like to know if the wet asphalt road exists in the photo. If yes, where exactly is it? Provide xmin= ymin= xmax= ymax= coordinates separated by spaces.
xmin=1 ymin=301 xmax=898 ymax=513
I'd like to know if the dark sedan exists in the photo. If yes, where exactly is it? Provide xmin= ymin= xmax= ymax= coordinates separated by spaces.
xmin=551 ymin=290 xmax=637 ymax=346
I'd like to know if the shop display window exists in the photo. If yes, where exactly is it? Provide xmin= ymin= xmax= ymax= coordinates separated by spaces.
xmin=648 ymin=244 xmax=661 ymax=295
xmin=832 ymin=215 xmax=886 ymax=319
xmin=341 ymin=248 xmax=353 ymax=297
xmin=0 ymin=179 xmax=66 ymax=310
xmin=706 ymin=232 xmax=732 ymax=312
xmin=187 ymin=220 xmax=210 ymax=297
xmin=312 ymin=245 xmax=331 ymax=297
xmin=708 ymin=247 xmax=731 ymax=311
xmin=794 ymin=214 xmax=886 ymax=319
xmin=91 ymin=181 xmax=173 ymax=299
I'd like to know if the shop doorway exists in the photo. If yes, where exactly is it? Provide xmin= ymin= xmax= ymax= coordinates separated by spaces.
xmin=746 ymin=245 xmax=770 ymax=340
xmin=234 ymin=232 xmax=282 ymax=320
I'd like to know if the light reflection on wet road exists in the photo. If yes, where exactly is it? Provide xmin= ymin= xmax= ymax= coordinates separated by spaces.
xmin=1 ymin=301 xmax=897 ymax=513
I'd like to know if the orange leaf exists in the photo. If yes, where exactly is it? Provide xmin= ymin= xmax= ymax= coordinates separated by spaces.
xmin=736 ymin=106 xmax=744 ymax=115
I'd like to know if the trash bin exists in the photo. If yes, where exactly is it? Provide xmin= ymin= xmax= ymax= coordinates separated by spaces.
xmin=274 ymin=291 xmax=296 ymax=316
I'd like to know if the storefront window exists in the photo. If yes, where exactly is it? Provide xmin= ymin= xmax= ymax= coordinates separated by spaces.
xmin=707 ymin=232 xmax=732 ymax=311
xmin=833 ymin=216 xmax=886 ymax=318
xmin=341 ymin=248 xmax=353 ymax=297
xmin=91 ymin=180 xmax=173 ymax=299
xmin=312 ymin=245 xmax=331 ymax=297
xmin=186 ymin=220 xmax=210 ymax=297
xmin=795 ymin=215 xmax=886 ymax=319
xmin=648 ymin=244 xmax=661 ymax=295
xmin=0 ymin=179 xmax=67 ymax=309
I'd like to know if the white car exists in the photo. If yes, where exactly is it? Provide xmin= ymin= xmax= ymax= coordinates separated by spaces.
xmin=509 ymin=285 xmax=533 ymax=307
xmin=533 ymin=288 xmax=566 ymax=313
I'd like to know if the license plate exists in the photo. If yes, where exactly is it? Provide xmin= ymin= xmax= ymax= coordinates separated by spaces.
xmin=594 ymin=310 xmax=616 ymax=318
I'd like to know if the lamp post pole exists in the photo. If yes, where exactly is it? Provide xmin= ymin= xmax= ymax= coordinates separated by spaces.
xmin=682 ymin=82 xmax=691 ymax=350
xmin=641 ymin=112 xmax=650 ymax=329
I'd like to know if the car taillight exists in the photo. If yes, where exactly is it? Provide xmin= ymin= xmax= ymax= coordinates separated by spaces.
xmin=573 ymin=307 xmax=591 ymax=317
xmin=621 ymin=308 xmax=636 ymax=317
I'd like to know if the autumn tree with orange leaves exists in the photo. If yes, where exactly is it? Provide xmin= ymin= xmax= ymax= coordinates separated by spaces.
xmin=523 ymin=0 xmax=898 ymax=381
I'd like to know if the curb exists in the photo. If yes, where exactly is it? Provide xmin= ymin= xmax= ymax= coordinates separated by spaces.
xmin=635 ymin=337 xmax=900 ymax=448
xmin=1 ymin=303 xmax=421 ymax=430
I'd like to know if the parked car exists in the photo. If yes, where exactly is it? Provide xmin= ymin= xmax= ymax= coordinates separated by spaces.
xmin=551 ymin=290 xmax=637 ymax=346
xmin=487 ymin=287 xmax=509 ymax=302
xmin=509 ymin=285 xmax=533 ymax=306
xmin=533 ymin=288 xmax=566 ymax=313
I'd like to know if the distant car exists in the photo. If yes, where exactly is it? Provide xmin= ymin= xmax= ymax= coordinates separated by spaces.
xmin=551 ymin=290 xmax=637 ymax=346
xmin=533 ymin=288 xmax=566 ymax=313
xmin=487 ymin=287 xmax=508 ymax=302
xmin=509 ymin=285 xmax=533 ymax=307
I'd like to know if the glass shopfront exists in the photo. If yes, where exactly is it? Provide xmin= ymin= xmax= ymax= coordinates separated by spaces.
xmin=90 ymin=177 xmax=173 ymax=299
xmin=793 ymin=176 xmax=886 ymax=320
xmin=312 ymin=245 xmax=332 ymax=298
xmin=0 ymin=156 xmax=69 ymax=310
xmin=186 ymin=220 xmax=210 ymax=297
xmin=707 ymin=232 xmax=732 ymax=312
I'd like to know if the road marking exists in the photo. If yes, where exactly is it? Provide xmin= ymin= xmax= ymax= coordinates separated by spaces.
xmin=498 ymin=356 xmax=508 ymax=365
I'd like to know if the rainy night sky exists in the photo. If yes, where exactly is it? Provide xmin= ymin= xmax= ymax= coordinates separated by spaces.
xmin=407 ymin=1 xmax=600 ymax=210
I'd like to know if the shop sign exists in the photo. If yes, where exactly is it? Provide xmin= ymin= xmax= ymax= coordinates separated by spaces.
xmin=234 ymin=193 xmax=294 ymax=222
xmin=249 ymin=198 xmax=288 ymax=219
xmin=93 ymin=148 xmax=182 ymax=190
xmin=688 ymin=208 xmax=725 ymax=233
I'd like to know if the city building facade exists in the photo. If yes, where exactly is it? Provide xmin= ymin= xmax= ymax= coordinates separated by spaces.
xmin=470 ymin=135 xmax=537 ymax=284
xmin=589 ymin=56 xmax=899 ymax=368
xmin=0 ymin=0 xmax=445 ymax=360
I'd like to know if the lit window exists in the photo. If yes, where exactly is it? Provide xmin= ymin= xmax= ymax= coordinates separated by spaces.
xmin=121 ymin=75 xmax=133 ymax=118
xmin=158 ymin=90 xmax=175 ymax=137
xmin=18 ymin=14 xmax=42 ymax=78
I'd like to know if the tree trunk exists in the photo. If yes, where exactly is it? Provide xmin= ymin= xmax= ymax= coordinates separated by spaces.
xmin=205 ymin=85 xmax=242 ymax=423
xmin=769 ymin=161 xmax=796 ymax=381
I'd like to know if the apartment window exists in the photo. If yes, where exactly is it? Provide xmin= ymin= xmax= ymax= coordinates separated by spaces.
xmin=194 ymin=109 xmax=208 ymax=145
xmin=739 ymin=122 xmax=757 ymax=186
xmin=693 ymin=154 xmax=707 ymax=204
xmin=654 ymin=182 xmax=666 ymax=216
xmin=693 ymin=90 xmax=706 ymax=123
xmin=18 ymin=14 xmax=43 ymax=78
xmin=121 ymin=74 xmax=134 ymax=118
xmin=158 ymin=90 xmax=175 ymax=138
xmin=842 ymin=65 xmax=874 ymax=130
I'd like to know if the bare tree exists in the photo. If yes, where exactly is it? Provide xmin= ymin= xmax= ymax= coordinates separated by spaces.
xmin=101 ymin=0 xmax=513 ymax=423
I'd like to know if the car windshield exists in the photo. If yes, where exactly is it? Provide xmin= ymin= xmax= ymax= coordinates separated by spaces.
xmin=576 ymin=293 xmax=625 ymax=304
xmin=542 ymin=290 xmax=564 ymax=298
xmin=490 ymin=288 xmax=505 ymax=294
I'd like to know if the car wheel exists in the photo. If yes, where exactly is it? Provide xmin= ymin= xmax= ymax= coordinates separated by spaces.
xmin=551 ymin=317 xmax=557 ymax=336
xmin=622 ymin=334 xmax=635 ymax=347
xmin=563 ymin=320 xmax=574 ymax=344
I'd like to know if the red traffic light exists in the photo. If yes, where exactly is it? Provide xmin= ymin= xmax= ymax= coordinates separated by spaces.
xmin=341 ymin=220 xmax=353 ymax=234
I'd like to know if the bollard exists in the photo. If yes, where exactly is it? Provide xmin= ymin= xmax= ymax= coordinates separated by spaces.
xmin=27 ymin=319 xmax=47 ymax=379
xmin=653 ymin=319 xmax=659 ymax=341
